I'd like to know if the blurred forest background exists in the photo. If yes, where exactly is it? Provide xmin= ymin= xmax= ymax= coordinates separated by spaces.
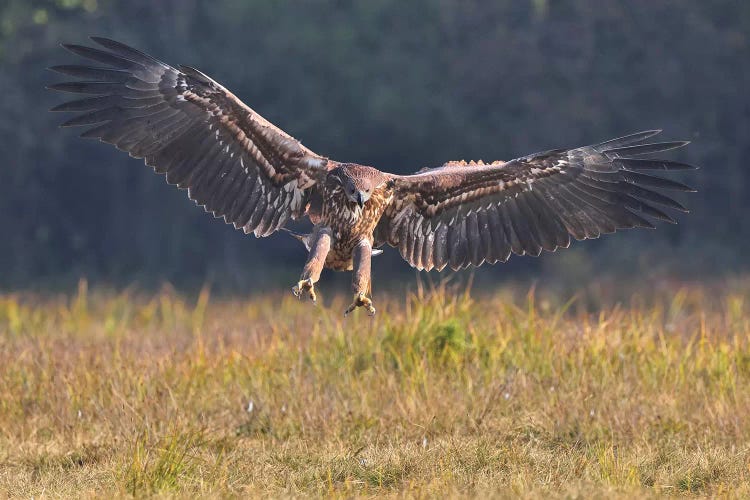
xmin=0 ymin=0 xmax=748 ymax=292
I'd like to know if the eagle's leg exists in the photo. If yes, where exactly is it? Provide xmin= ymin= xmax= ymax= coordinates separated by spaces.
xmin=292 ymin=227 xmax=332 ymax=304
xmin=345 ymin=240 xmax=376 ymax=316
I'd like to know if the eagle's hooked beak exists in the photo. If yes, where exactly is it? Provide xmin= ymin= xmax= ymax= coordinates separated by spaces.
xmin=355 ymin=191 xmax=366 ymax=208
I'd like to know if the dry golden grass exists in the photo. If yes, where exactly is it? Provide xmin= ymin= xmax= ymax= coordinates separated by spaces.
xmin=0 ymin=278 xmax=749 ymax=498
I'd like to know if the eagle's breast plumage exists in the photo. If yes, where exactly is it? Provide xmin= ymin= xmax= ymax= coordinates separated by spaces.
xmin=320 ymin=164 xmax=393 ymax=270
xmin=320 ymin=167 xmax=393 ymax=270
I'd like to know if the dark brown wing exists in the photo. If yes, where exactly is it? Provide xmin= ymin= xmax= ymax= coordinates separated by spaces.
xmin=375 ymin=130 xmax=696 ymax=271
xmin=49 ymin=37 xmax=330 ymax=237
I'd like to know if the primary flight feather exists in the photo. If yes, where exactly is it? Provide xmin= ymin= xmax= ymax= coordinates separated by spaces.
xmin=49 ymin=37 xmax=697 ymax=315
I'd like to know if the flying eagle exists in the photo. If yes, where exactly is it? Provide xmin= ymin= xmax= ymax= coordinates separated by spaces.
xmin=49 ymin=38 xmax=696 ymax=315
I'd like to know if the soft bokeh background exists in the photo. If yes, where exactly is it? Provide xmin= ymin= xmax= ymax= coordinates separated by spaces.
xmin=1 ymin=0 xmax=748 ymax=292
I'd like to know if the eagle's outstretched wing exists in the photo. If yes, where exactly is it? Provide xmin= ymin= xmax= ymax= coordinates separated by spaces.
xmin=376 ymin=131 xmax=696 ymax=271
xmin=49 ymin=37 xmax=329 ymax=237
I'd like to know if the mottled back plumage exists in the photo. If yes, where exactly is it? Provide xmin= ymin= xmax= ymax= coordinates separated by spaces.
xmin=49 ymin=38 xmax=697 ymax=315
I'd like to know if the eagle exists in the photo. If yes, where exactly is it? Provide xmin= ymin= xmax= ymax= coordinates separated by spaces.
xmin=49 ymin=38 xmax=696 ymax=315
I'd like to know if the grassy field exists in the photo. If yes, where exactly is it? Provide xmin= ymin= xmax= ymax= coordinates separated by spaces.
xmin=0 ymin=278 xmax=749 ymax=497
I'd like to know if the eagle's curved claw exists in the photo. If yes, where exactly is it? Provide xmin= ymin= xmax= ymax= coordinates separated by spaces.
xmin=344 ymin=292 xmax=376 ymax=316
xmin=292 ymin=278 xmax=317 ymax=304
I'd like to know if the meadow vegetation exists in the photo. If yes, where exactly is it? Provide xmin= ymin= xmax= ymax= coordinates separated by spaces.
xmin=0 ymin=279 xmax=748 ymax=497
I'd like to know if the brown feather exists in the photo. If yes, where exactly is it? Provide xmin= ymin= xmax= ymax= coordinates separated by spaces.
xmin=50 ymin=37 xmax=331 ymax=238
xmin=377 ymin=131 xmax=692 ymax=270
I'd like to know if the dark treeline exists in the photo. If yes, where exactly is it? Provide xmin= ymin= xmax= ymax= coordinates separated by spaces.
xmin=1 ymin=0 xmax=748 ymax=291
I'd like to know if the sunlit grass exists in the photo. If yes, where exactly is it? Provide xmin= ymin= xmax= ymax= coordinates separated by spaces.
xmin=0 ymin=279 xmax=748 ymax=497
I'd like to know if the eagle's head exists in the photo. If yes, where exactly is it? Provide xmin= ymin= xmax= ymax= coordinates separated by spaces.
xmin=328 ymin=164 xmax=387 ymax=208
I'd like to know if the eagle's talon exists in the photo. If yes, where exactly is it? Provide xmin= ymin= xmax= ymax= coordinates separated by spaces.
xmin=344 ymin=292 xmax=376 ymax=316
xmin=292 ymin=279 xmax=316 ymax=303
